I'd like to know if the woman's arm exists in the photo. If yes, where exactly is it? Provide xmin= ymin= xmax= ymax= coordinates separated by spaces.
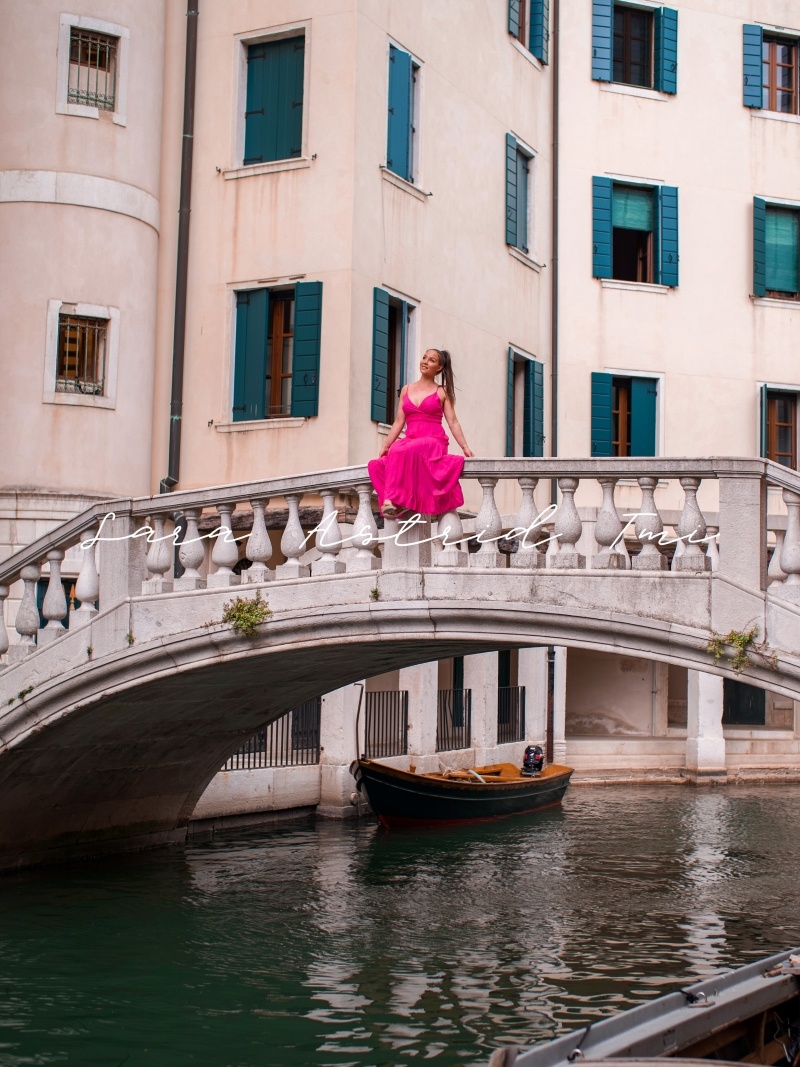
xmin=441 ymin=391 xmax=474 ymax=458
xmin=378 ymin=387 xmax=408 ymax=457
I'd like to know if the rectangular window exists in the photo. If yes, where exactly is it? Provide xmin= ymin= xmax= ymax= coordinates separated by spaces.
xmin=387 ymin=44 xmax=418 ymax=182
xmin=244 ymin=35 xmax=305 ymax=165
xmin=763 ymin=36 xmax=798 ymax=114
xmin=232 ymin=282 xmax=322 ymax=421
xmin=371 ymin=289 xmax=411 ymax=423
xmin=56 ymin=314 xmax=107 ymax=395
xmin=593 ymin=178 xmax=678 ymax=286
xmin=68 ymin=28 xmax=117 ymax=110
xmin=506 ymin=136 xmax=532 ymax=253
xmin=765 ymin=207 xmax=799 ymax=297
xmin=593 ymin=2 xmax=677 ymax=92
xmin=763 ymin=390 xmax=797 ymax=468
xmin=506 ymin=350 xmax=544 ymax=457
xmin=613 ymin=5 xmax=653 ymax=88
xmin=509 ymin=0 xmax=550 ymax=61
xmin=723 ymin=679 xmax=766 ymax=726
xmin=591 ymin=372 xmax=657 ymax=457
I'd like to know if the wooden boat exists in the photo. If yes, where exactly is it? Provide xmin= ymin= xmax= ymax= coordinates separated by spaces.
xmin=351 ymin=759 xmax=573 ymax=828
xmin=487 ymin=948 xmax=800 ymax=1067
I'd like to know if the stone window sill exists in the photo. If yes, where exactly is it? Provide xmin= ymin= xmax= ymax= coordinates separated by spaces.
xmin=223 ymin=157 xmax=313 ymax=181
xmin=600 ymin=82 xmax=669 ymax=103
xmin=509 ymin=246 xmax=543 ymax=272
xmin=44 ymin=391 xmax=116 ymax=409
xmin=380 ymin=167 xmax=430 ymax=202
xmin=509 ymin=38 xmax=544 ymax=71
xmin=601 ymin=278 xmax=670 ymax=294
xmin=215 ymin=417 xmax=306 ymax=432
xmin=752 ymin=109 xmax=800 ymax=126
xmin=752 ymin=295 xmax=800 ymax=309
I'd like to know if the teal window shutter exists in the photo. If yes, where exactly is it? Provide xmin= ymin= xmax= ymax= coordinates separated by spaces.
xmin=505 ymin=134 xmax=519 ymax=246
xmin=760 ymin=384 xmax=769 ymax=458
xmin=658 ymin=185 xmax=679 ymax=287
xmin=743 ymin=25 xmax=763 ymax=108
xmin=233 ymin=289 xmax=268 ymax=421
xmin=753 ymin=196 xmax=767 ymax=297
xmin=630 ymin=378 xmax=658 ymax=456
xmin=530 ymin=0 xmax=550 ymax=63
xmin=654 ymin=8 xmax=678 ymax=94
xmin=591 ymin=372 xmax=614 ymax=456
xmin=398 ymin=301 xmax=408 ymax=389
xmin=244 ymin=37 xmax=304 ymax=165
xmin=523 ymin=359 xmax=545 ymax=457
xmin=371 ymin=288 xmax=390 ymax=422
xmin=506 ymin=349 xmax=515 ymax=457
xmin=592 ymin=0 xmax=613 ymax=81
xmin=765 ymin=208 xmax=800 ymax=294
xmin=592 ymin=176 xmax=613 ymax=278
xmin=387 ymin=45 xmax=413 ymax=181
xmin=290 ymin=281 xmax=322 ymax=417
xmin=509 ymin=0 xmax=521 ymax=38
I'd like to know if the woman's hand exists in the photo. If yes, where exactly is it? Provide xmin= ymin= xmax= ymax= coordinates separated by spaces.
xmin=378 ymin=442 xmax=390 ymax=458
xmin=462 ymin=447 xmax=475 ymax=458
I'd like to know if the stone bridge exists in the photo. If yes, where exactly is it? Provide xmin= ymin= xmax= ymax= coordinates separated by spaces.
xmin=2 ymin=457 xmax=800 ymax=869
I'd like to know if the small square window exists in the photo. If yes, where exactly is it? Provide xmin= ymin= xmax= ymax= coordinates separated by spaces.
xmin=56 ymin=314 xmax=108 ymax=396
xmin=762 ymin=36 xmax=798 ymax=114
xmin=613 ymin=4 xmax=654 ymax=88
xmin=68 ymin=28 xmax=118 ymax=111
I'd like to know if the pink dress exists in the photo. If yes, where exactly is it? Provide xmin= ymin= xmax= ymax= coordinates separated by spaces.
xmin=368 ymin=390 xmax=465 ymax=515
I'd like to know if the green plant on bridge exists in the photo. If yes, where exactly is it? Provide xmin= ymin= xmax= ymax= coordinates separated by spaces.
xmin=706 ymin=626 xmax=776 ymax=675
xmin=221 ymin=590 xmax=272 ymax=639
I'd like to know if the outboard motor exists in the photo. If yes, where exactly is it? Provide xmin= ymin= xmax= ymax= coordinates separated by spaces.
xmin=521 ymin=745 xmax=544 ymax=777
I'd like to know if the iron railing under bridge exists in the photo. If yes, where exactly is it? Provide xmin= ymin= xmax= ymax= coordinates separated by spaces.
xmin=222 ymin=698 xmax=321 ymax=770
xmin=436 ymin=689 xmax=472 ymax=751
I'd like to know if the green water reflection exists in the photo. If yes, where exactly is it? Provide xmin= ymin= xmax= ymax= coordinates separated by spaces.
xmin=1 ymin=785 xmax=799 ymax=1066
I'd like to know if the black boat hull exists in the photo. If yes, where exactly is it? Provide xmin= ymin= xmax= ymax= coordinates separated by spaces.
xmin=353 ymin=760 xmax=573 ymax=827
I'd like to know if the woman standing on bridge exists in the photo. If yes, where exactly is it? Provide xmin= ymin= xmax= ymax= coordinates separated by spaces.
xmin=368 ymin=348 xmax=473 ymax=519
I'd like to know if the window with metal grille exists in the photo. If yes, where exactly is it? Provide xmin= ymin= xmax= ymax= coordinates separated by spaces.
xmin=56 ymin=315 xmax=107 ymax=395
xmin=68 ymin=28 xmax=118 ymax=110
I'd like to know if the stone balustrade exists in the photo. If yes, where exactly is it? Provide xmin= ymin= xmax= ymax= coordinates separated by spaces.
xmin=1 ymin=457 xmax=798 ymax=662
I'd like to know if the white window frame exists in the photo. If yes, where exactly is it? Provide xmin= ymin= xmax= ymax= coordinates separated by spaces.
xmin=43 ymin=299 xmax=120 ymax=409
xmin=758 ymin=382 xmax=800 ymax=468
xmin=56 ymin=14 xmax=130 ymax=126
xmin=228 ymin=22 xmax=312 ymax=177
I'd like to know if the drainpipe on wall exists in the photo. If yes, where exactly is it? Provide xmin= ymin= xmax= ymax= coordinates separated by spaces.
xmin=160 ymin=0 xmax=199 ymax=494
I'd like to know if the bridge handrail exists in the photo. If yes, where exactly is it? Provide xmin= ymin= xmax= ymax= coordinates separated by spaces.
xmin=3 ymin=455 xmax=800 ymax=660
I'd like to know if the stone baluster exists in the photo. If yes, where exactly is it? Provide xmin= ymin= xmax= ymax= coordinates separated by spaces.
xmin=631 ymin=477 xmax=667 ymax=570
xmin=768 ymin=528 xmax=786 ymax=584
xmin=208 ymin=503 xmax=240 ymax=587
xmin=469 ymin=477 xmax=503 ymax=568
xmin=244 ymin=498 xmax=272 ymax=583
xmin=175 ymin=508 xmax=206 ymax=590
xmin=73 ymin=530 xmax=99 ymax=625
xmin=39 ymin=549 xmax=67 ymax=645
xmin=538 ymin=521 xmax=558 ymax=562
xmin=675 ymin=477 xmax=711 ymax=572
xmin=705 ymin=526 xmax=720 ymax=572
xmin=13 ymin=563 xmax=41 ymax=654
xmin=669 ymin=527 xmax=685 ymax=571
xmin=592 ymin=477 xmax=624 ymax=569
xmin=277 ymin=493 xmax=310 ymax=579
xmin=0 ymin=585 xmax=8 ymax=657
xmin=512 ymin=477 xmax=545 ymax=569
xmin=348 ymin=484 xmax=381 ymax=572
xmin=312 ymin=490 xmax=346 ymax=576
xmin=142 ymin=515 xmax=174 ymax=594
xmin=779 ymin=490 xmax=800 ymax=593
xmin=550 ymin=478 xmax=585 ymax=569
xmin=436 ymin=509 xmax=468 ymax=567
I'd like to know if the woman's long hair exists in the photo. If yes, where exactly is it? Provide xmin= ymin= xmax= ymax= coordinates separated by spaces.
xmin=429 ymin=348 xmax=456 ymax=403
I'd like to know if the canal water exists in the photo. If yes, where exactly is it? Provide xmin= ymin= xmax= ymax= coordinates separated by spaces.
xmin=1 ymin=785 xmax=799 ymax=1067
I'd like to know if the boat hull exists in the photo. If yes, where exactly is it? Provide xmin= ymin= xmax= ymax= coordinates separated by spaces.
xmin=353 ymin=760 xmax=573 ymax=828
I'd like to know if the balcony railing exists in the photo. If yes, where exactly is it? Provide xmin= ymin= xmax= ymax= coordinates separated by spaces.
xmin=436 ymin=689 xmax=472 ymax=751
xmin=222 ymin=698 xmax=321 ymax=770
xmin=497 ymin=686 xmax=526 ymax=745
xmin=364 ymin=690 xmax=408 ymax=759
